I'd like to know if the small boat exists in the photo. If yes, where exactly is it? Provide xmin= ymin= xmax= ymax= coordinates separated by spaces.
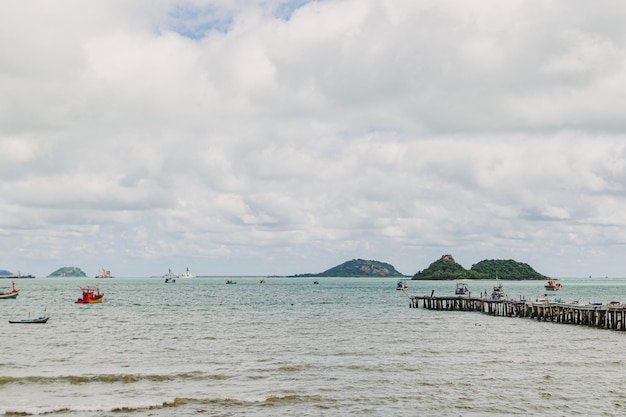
xmin=0 ymin=281 xmax=19 ymax=299
xmin=9 ymin=313 xmax=49 ymax=324
xmin=490 ymin=283 xmax=506 ymax=300
xmin=95 ymin=268 xmax=113 ymax=278
xmin=164 ymin=268 xmax=177 ymax=283
xmin=396 ymin=279 xmax=408 ymax=291
xmin=226 ymin=280 xmax=237 ymax=284
xmin=455 ymin=282 xmax=469 ymax=295
xmin=534 ymin=293 xmax=556 ymax=303
xmin=75 ymin=286 xmax=104 ymax=304
xmin=260 ymin=279 xmax=266 ymax=284
xmin=178 ymin=267 xmax=195 ymax=278
xmin=313 ymin=280 xmax=319 ymax=285
xmin=544 ymin=279 xmax=562 ymax=291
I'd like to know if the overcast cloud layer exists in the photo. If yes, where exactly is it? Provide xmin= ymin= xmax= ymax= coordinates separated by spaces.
xmin=2 ymin=0 xmax=626 ymax=277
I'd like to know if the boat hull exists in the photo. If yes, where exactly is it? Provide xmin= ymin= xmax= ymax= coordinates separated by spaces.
xmin=75 ymin=297 xmax=103 ymax=304
xmin=9 ymin=316 xmax=49 ymax=324
xmin=0 ymin=291 xmax=19 ymax=299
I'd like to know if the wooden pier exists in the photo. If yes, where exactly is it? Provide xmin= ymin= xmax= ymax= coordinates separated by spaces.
xmin=410 ymin=295 xmax=626 ymax=331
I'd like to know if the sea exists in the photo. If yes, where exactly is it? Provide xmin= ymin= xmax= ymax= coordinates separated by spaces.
xmin=2 ymin=277 xmax=626 ymax=416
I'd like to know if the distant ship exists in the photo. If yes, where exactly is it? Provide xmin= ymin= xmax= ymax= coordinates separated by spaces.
xmin=95 ymin=268 xmax=113 ymax=278
xmin=0 ymin=271 xmax=35 ymax=279
xmin=178 ymin=267 xmax=195 ymax=278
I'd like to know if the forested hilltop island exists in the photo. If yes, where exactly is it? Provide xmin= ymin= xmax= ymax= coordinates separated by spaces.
xmin=412 ymin=254 xmax=549 ymax=280
xmin=47 ymin=267 xmax=87 ymax=278
xmin=293 ymin=259 xmax=404 ymax=277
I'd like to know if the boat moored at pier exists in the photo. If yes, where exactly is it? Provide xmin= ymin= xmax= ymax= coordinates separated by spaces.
xmin=490 ymin=283 xmax=506 ymax=300
xmin=455 ymin=282 xmax=469 ymax=295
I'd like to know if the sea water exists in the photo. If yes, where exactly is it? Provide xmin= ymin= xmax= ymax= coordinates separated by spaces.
xmin=2 ymin=277 xmax=626 ymax=416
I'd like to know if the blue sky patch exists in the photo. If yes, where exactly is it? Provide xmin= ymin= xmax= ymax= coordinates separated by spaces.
xmin=275 ymin=0 xmax=316 ymax=21
xmin=167 ymin=3 xmax=233 ymax=39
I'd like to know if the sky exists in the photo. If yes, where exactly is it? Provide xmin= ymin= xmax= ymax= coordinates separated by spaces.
xmin=2 ymin=0 xmax=626 ymax=278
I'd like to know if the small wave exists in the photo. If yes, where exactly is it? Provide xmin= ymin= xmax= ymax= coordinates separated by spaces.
xmin=262 ymin=394 xmax=325 ymax=406
xmin=113 ymin=397 xmax=248 ymax=412
xmin=2 ymin=407 xmax=71 ymax=416
xmin=0 ymin=371 xmax=210 ymax=386
xmin=3 ymin=398 xmax=248 ymax=416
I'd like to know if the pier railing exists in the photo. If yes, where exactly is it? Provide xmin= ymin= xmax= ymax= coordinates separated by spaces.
xmin=410 ymin=295 xmax=626 ymax=331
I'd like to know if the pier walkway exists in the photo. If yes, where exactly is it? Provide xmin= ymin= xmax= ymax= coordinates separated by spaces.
xmin=410 ymin=295 xmax=626 ymax=331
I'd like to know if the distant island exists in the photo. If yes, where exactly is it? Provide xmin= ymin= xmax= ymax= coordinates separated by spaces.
xmin=292 ymin=259 xmax=405 ymax=277
xmin=412 ymin=254 xmax=548 ymax=280
xmin=47 ymin=266 xmax=87 ymax=278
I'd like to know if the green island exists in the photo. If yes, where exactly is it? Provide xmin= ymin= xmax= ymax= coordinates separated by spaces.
xmin=292 ymin=259 xmax=404 ymax=277
xmin=47 ymin=266 xmax=88 ymax=278
xmin=412 ymin=254 xmax=548 ymax=280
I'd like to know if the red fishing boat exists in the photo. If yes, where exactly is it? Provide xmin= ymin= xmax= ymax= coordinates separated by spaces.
xmin=0 ymin=281 xmax=19 ymax=299
xmin=75 ymin=286 xmax=104 ymax=304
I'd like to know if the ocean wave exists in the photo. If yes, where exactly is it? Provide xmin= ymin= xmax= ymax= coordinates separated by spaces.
xmin=0 ymin=371 xmax=214 ymax=386
xmin=1 ymin=398 xmax=245 ymax=416
xmin=262 ymin=394 xmax=326 ymax=406
xmin=2 ymin=407 xmax=70 ymax=416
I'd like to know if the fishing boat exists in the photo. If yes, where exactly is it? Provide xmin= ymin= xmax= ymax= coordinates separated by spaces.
xmin=226 ymin=279 xmax=237 ymax=284
xmin=0 ymin=281 xmax=19 ymax=299
xmin=75 ymin=286 xmax=104 ymax=304
xmin=9 ymin=313 xmax=49 ymax=324
xmin=164 ymin=268 xmax=177 ymax=283
xmin=178 ymin=267 xmax=195 ymax=278
xmin=455 ymin=282 xmax=469 ymax=295
xmin=544 ymin=279 xmax=562 ymax=291
xmin=396 ymin=279 xmax=408 ymax=291
xmin=95 ymin=268 xmax=113 ymax=278
xmin=490 ymin=283 xmax=506 ymax=300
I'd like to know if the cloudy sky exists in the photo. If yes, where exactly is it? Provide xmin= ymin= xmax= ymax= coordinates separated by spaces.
xmin=2 ymin=0 xmax=626 ymax=278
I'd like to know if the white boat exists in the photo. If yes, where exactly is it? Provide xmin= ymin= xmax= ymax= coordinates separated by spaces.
xmin=164 ymin=268 xmax=176 ymax=283
xmin=544 ymin=279 xmax=562 ymax=291
xmin=455 ymin=282 xmax=469 ymax=295
xmin=533 ymin=293 xmax=558 ymax=303
xmin=490 ymin=283 xmax=506 ymax=300
xmin=178 ymin=267 xmax=195 ymax=278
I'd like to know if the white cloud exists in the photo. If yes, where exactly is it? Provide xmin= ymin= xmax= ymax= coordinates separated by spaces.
xmin=1 ymin=0 xmax=626 ymax=277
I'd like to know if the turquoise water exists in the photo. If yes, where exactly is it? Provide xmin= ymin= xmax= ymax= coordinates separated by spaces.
xmin=2 ymin=277 xmax=626 ymax=416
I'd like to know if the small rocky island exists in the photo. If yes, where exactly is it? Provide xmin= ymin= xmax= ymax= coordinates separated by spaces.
xmin=47 ymin=266 xmax=88 ymax=278
xmin=412 ymin=254 xmax=548 ymax=280
xmin=293 ymin=259 xmax=405 ymax=277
